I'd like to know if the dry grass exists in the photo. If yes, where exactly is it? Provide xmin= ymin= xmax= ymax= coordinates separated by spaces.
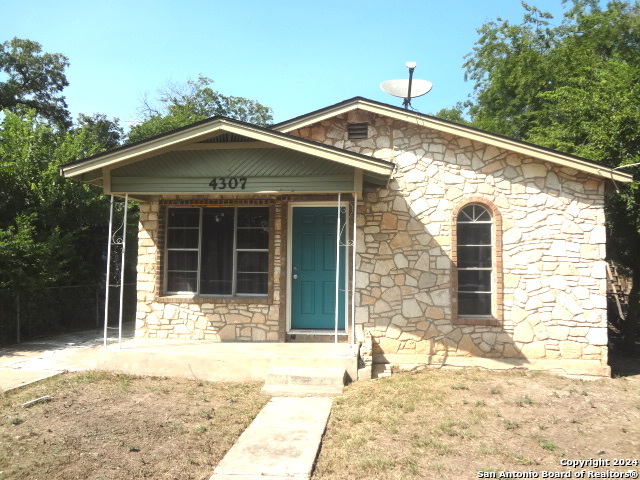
xmin=2 ymin=366 xmax=639 ymax=480
xmin=0 ymin=371 xmax=267 ymax=480
xmin=313 ymin=368 xmax=640 ymax=480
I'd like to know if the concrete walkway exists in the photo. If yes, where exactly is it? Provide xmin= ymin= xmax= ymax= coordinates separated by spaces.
xmin=3 ymin=329 xmax=337 ymax=479
xmin=0 ymin=327 xmax=130 ymax=392
xmin=211 ymin=396 xmax=334 ymax=480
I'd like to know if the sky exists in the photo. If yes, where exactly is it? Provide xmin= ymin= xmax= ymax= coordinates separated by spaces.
xmin=2 ymin=0 xmax=577 ymax=128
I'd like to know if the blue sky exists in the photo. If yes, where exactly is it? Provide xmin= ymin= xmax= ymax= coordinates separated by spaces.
xmin=3 ymin=0 xmax=576 ymax=127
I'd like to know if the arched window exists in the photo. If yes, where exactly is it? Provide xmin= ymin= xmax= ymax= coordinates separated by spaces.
xmin=456 ymin=204 xmax=492 ymax=316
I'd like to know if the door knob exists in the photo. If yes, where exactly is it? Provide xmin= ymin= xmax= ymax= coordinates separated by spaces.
xmin=293 ymin=274 xmax=298 ymax=280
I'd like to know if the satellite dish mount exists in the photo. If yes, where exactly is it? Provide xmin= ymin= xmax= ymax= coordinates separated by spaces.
xmin=404 ymin=62 xmax=417 ymax=109
xmin=380 ymin=62 xmax=432 ymax=110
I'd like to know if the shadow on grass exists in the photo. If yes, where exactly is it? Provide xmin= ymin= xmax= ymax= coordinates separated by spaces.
xmin=609 ymin=346 xmax=640 ymax=377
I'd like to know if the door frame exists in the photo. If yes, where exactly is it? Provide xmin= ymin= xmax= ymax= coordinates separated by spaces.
xmin=286 ymin=201 xmax=350 ymax=334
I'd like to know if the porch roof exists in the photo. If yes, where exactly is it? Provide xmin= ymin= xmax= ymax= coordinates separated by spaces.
xmin=60 ymin=116 xmax=395 ymax=199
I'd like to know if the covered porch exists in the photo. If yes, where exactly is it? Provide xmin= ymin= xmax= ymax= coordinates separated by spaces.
xmin=61 ymin=115 xmax=394 ymax=349
xmin=97 ymin=337 xmax=360 ymax=382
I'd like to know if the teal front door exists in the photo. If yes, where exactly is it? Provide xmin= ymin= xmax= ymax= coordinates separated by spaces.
xmin=291 ymin=206 xmax=346 ymax=330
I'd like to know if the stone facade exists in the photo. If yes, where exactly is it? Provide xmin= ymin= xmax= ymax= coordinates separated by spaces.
xmin=133 ymin=108 xmax=610 ymax=376
xmin=289 ymin=110 xmax=609 ymax=376
xmin=135 ymin=196 xmax=285 ymax=342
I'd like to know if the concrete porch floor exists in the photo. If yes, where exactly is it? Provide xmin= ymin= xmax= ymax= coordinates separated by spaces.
xmin=97 ymin=338 xmax=360 ymax=383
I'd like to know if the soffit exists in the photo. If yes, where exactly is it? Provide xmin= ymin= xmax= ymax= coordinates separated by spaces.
xmin=61 ymin=118 xmax=394 ymax=181
xmin=111 ymin=148 xmax=353 ymax=178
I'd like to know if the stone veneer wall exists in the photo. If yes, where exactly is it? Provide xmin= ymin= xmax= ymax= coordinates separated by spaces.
xmin=135 ymin=196 xmax=285 ymax=341
xmin=289 ymin=109 xmax=609 ymax=375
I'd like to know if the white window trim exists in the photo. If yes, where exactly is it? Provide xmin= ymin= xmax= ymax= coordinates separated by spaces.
xmin=457 ymin=204 xmax=493 ymax=318
xmin=164 ymin=206 xmax=269 ymax=298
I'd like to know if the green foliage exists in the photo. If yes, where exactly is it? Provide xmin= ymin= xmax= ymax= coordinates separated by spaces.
xmin=0 ymin=213 xmax=71 ymax=289
xmin=461 ymin=0 xmax=640 ymax=350
xmin=450 ymin=384 xmax=469 ymax=390
xmin=74 ymin=113 xmax=123 ymax=152
xmin=464 ymin=0 xmax=640 ymax=162
xmin=128 ymin=76 xmax=273 ymax=143
xmin=0 ymin=109 xmax=116 ymax=290
xmin=537 ymin=437 xmax=560 ymax=453
xmin=0 ymin=38 xmax=70 ymax=126
xmin=0 ymin=38 xmax=133 ymax=342
xmin=433 ymin=103 xmax=471 ymax=125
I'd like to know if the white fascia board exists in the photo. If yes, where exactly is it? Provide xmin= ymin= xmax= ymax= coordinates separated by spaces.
xmin=62 ymin=118 xmax=394 ymax=179
xmin=365 ymin=103 xmax=633 ymax=183
xmin=276 ymin=100 xmax=633 ymax=184
xmin=62 ymin=119 xmax=231 ymax=178
xmin=276 ymin=103 xmax=363 ymax=133
xmin=219 ymin=123 xmax=393 ymax=176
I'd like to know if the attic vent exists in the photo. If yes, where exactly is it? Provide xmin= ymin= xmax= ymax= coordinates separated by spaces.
xmin=348 ymin=123 xmax=368 ymax=140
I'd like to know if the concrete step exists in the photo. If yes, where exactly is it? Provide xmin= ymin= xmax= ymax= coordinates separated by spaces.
xmin=285 ymin=333 xmax=349 ymax=343
xmin=261 ymin=367 xmax=346 ymax=397
xmin=357 ymin=365 xmax=372 ymax=380
xmin=98 ymin=342 xmax=359 ymax=383
xmin=371 ymin=363 xmax=393 ymax=379
xmin=261 ymin=384 xmax=344 ymax=397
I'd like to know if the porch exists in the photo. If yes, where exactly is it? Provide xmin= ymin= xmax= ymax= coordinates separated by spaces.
xmin=97 ymin=338 xmax=360 ymax=382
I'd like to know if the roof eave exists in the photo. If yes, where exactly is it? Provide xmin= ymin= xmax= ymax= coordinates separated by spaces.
xmin=61 ymin=116 xmax=395 ymax=180
xmin=61 ymin=118 xmax=230 ymax=178
xmin=274 ymin=98 xmax=634 ymax=184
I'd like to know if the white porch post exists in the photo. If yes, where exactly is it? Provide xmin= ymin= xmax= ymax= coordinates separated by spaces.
xmin=334 ymin=193 xmax=341 ymax=346
xmin=351 ymin=192 xmax=357 ymax=346
xmin=103 ymin=195 xmax=114 ymax=347
xmin=117 ymin=194 xmax=128 ymax=348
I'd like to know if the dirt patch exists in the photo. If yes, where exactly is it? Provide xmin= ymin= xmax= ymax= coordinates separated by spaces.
xmin=0 ymin=371 xmax=267 ymax=479
xmin=314 ymin=368 xmax=640 ymax=479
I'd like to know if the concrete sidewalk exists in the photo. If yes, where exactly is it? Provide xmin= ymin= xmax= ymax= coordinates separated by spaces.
xmin=0 ymin=328 xmax=119 ymax=392
xmin=211 ymin=396 xmax=334 ymax=480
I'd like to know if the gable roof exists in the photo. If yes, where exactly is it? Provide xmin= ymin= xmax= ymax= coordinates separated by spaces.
xmin=273 ymin=97 xmax=634 ymax=184
xmin=60 ymin=115 xmax=395 ymax=184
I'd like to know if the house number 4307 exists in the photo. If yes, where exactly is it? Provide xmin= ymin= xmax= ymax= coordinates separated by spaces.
xmin=209 ymin=177 xmax=247 ymax=190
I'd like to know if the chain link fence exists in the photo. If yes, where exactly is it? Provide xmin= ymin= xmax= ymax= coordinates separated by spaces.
xmin=0 ymin=283 xmax=136 ymax=346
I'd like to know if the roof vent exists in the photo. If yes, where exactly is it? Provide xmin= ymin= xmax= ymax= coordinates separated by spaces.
xmin=348 ymin=123 xmax=368 ymax=140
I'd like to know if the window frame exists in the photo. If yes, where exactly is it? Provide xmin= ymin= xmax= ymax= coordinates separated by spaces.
xmin=451 ymin=199 xmax=503 ymax=326
xmin=456 ymin=204 xmax=492 ymax=317
xmin=163 ymin=205 xmax=270 ymax=298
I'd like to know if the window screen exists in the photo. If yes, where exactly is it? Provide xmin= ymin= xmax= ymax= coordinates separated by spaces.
xmin=457 ymin=204 xmax=492 ymax=316
xmin=166 ymin=206 xmax=269 ymax=296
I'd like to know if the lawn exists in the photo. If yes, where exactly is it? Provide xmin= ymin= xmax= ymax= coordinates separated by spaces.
xmin=1 ymin=366 xmax=639 ymax=480
xmin=0 ymin=371 xmax=267 ymax=479
xmin=313 ymin=367 xmax=640 ymax=479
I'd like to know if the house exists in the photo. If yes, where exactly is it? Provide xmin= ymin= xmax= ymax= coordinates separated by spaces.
xmin=60 ymin=97 xmax=633 ymax=378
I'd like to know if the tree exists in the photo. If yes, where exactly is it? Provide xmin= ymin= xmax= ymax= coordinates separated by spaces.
xmin=0 ymin=38 xmax=70 ymax=126
xmin=0 ymin=37 xmax=128 ymax=342
xmin=0 ymin=109 xmax=116 ymax=290
xmin=433 ymin=103 xmax=471 ymax=125
xmin=74 ymin=113 xmax=123 ymax=152
xmin=460 ymin=0 xmax=640 ymax=351
xmin=0 ymin=109 xmax=128 ymax=343
xmin=128 ymin=76 xmax=273 ymax=143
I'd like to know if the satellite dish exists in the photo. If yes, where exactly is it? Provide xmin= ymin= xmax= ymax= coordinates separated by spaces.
xmin=380 ymin=62 xmax=432 ymax=109
xmin=380 ymin=79 xmax=433 ymax=99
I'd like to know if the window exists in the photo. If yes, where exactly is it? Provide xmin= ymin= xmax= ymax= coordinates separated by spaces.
xmin=456 ymin=204 xmax=492 ymax=316
xmin=165 ymin=206 xmax=269 ymax=296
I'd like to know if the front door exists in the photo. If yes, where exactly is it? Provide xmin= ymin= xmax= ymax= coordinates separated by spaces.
xmin=291 ymin=206 xmax=346 ymax=330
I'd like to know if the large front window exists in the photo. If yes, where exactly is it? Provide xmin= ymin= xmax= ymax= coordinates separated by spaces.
xmin=165 ymin=206 xmax=269 ymax=296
